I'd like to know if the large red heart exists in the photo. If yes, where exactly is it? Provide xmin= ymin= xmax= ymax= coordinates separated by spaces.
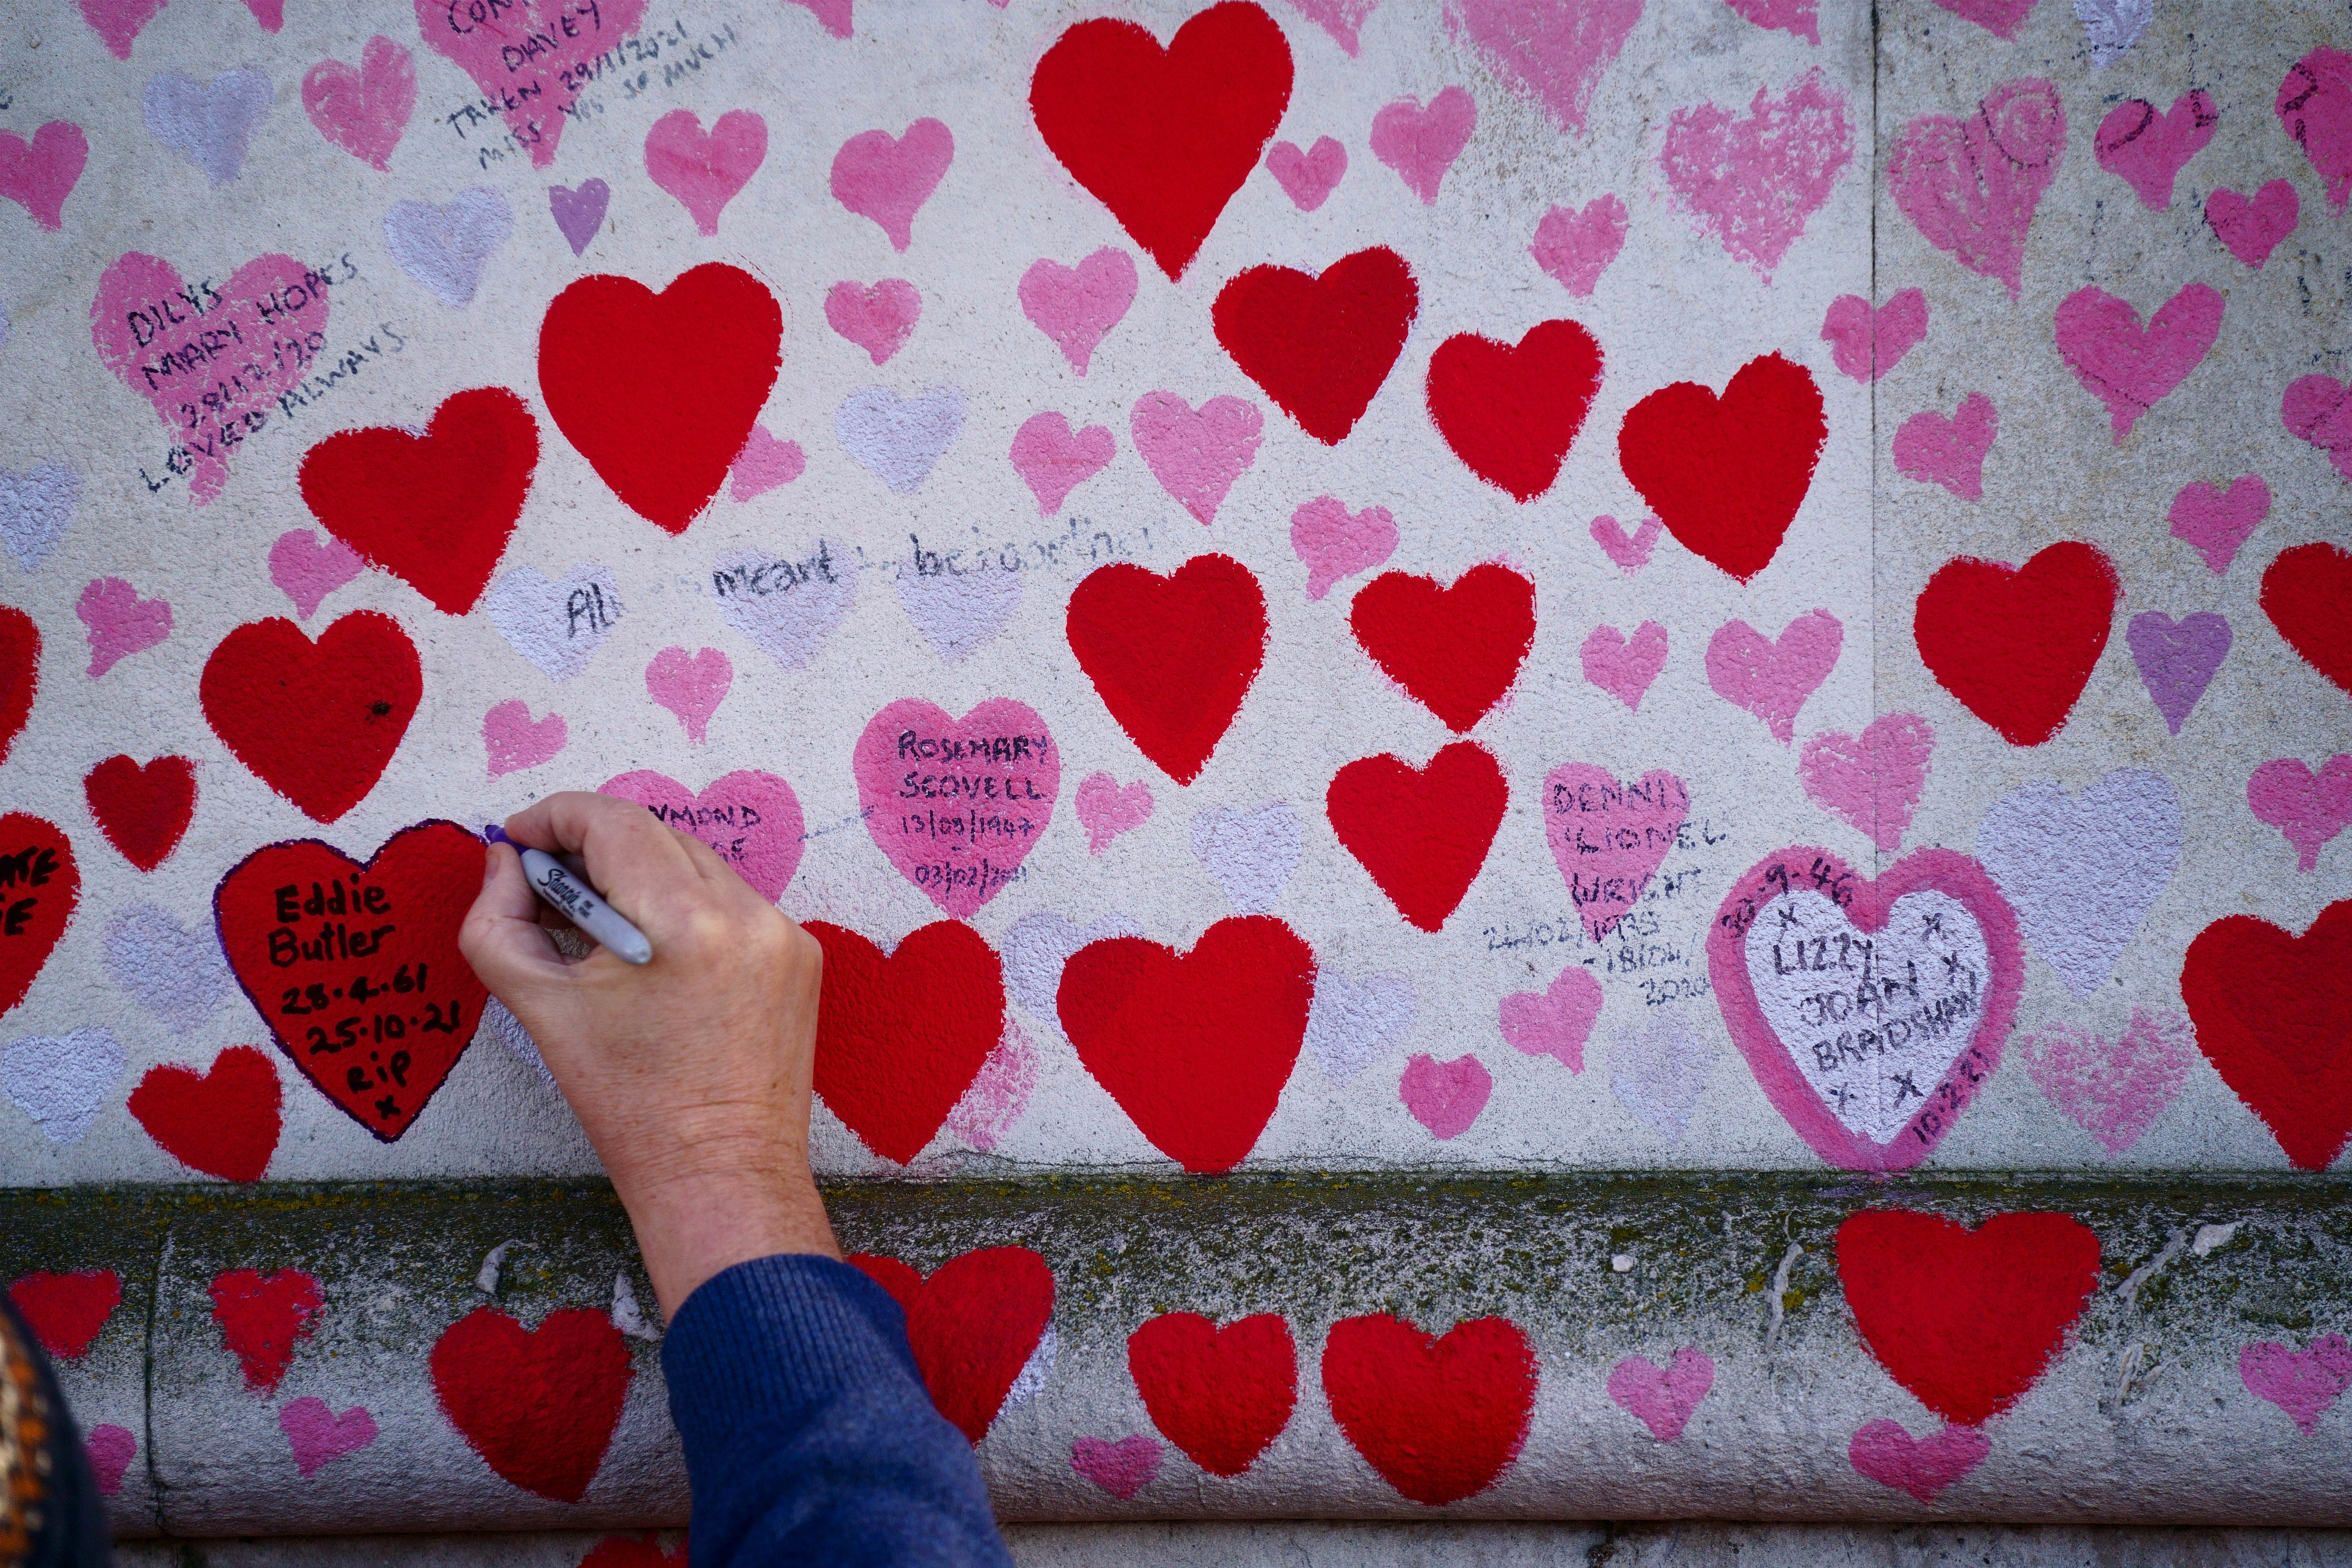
xmin=83 ymin=754 xmax=196 ymax=873
xmin=1058 ymin=915 xmax=1313 ymax=1173
xmin=199 ymin=611 xmax=422 ymax=824
xmin=1349 ymin=564 xmax=1535 ymax=731
xmin=538 ymin=264 xmax=781 ymax=534
xmin=296 ymin=387 xmax=539 ymax=615
xmin=214 ymin=820 xmax=489 ymax=1143
xmin=2181 ymin=900 xmax=2352 ymax=1171
xmin=125 ymin=1045 xmax=283 ymax=1182
xmin=1029 ymin=1 xmax=1292 ymax=280
xmin=430 ymin=1306 xmax=633 ymax=1503
xmin=1127 ymin=1311 xmax=1296 ymax=1476
xmin=1837 ymin=1210 xmax=2098 ymax=1428
xmin=6 ymin=1270 xmax=121 ymax=1360
xmin=849 ymin=1247 xmax=1055 ymax=1445
xmin=209 ymin=1267 xmax=322 ymax=1396
xmin=1212 ymin=247 xmax=1419 ymax=444
xmin=1617 ymin=352 xmax=1826 ymax=581
xmin=0 ymin=814 xmax=76 ymax=1019
xmin=1425 ymin=321 xmax=1605 ymax=501
xmin=1066 ymin=555 xmax=1267 ymax=786
xmin=1327 ymin=742 xmax=1507 ymax=933
xmin=805 ymin=920 xmax=1003 ymax=1165
xmin=2262 ymin=541 xmax=2352 ymax=699
xmin=1320 ymin=1313 xmax=1537 ymax=1506
xmin=1912 ymin=541 xmax=2118 ymax=747
xmin=0 ymin=605 xmax=37 ymax=767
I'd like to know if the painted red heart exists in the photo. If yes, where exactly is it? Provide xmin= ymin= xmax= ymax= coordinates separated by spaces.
xmin=209 ymin=1267 xmax=322 ymax=1396
xmin=1349 ymin=564 xmax=1535 ymax=731
xmin=125 ymin=1044 xmax=283 ymax=1182
xmin=199 ymin=611 xmax=422 ymax=824
xmin=1128 ymin=1310 xmax=1296 ymax=1476
xmin=1212 ymin=247 xmax=1419 ymax=444
xmin=430 ymin=1305 xmax=633 ymax=1503
xmin=578 ymin=1536 xmax=686 ymax=1568
xmin=849 ymin=1247 xmax=1054 ymax=1445
xmin=1327 ymin=742 xmax=1507 ymax=933
xmin=1030 ymin=1 xmax=1292 ymax=280
xmin=538 ymin=264 xmax=782 ymax=533
xmin=1836 ymin=1209 xmax=2100 ymax=1428
xmin=296 ymin=387 xmax=539 ymax=615
xmin=2181 ymin=899 xmax=2352 ymax=1171
xmin=1058 ymin=915 xmax=1314 ymax=1173
xmin=1066 ymin=554 xmax=1267 ymax=786
xmin=1321 ymin=1313 xmax=1537 ymax=1506
xmin=1617 ymin=351 xmax=1827 ymax=581
xmin=6 ymin=1270 xmax=121 ymax=1360
xmin=0 ymin=605 xmax=38 ymax=768
xmin=83 ymin=754 xmax=196 ymax=873
xmin=213 ymin=820 xmax=488 ymax=1143
xmin=1425 ymin=320 xmax=1605 ymax=501
xmin=0 ymin=814 xmax=76 ymax=1020
xmin=1912 ymin=541 xmax=2118 ymax=747
xmin=804 ymin=920 xmax=1003 ymax=1165
xmin=2262 ymin=541 xmax=2352 ymax=699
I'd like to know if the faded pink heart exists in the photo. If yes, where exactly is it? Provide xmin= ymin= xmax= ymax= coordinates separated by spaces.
xmin=267 ymin=529 xmax=363 ymax=619
xmin=2276 ymin=47 xmax=2352 ymax=213
xmin=1659 ymin=71 xmax=1852 ymax=281
xmin=1608 ymin=1347 xmax=1714 ymax=1441
xmin=1589 ymin=513 xmax=1660 ymax=572
xmin=1444 ymin=0 xmax=1644 ymax=138
xmin=1704 ymin=610 xmax=1841 ymax=744
xmin=1498 ymin=964 xmax=1602 ymax=1072
xmin=84 ymin=1425 xmax=135 ymax=1495
xmin=413 ymin=0 xmax=648 ymax=168
xmin=1281 ymin=0 xmax=1381 ymax=53
xmin=600 ymin=769 xmax=807 ymax=900
xmin=2241 ymin=1336 xmax=2352 ymax=1436
xmin=1820 ymin=289 xmax=1927 ymax=382
xmin=1927 ymin=0 xmax=2038 ymax=37
xmin=826 ymin=279 xmax=920 ymax=366
xmin=2249 ymin=755 xmax=2352 ymax=873
xmin=2205 ymin=180 xmax=2299 ymax=269
xmin=1582 ymin=621 xmax=1667 ymax=711
xmin=945 ymin=1020 xmax=1038 ymax=1152
xmin=1722 ymin=0 xmax=1816 ymax=41
xmin=482 ymin=699 xmax=566 ymax=780
xmin=1797 ymin=713 xmax=1933 ymax=852
xmin=831 ymin=118 xmax=953 ymax=252
xmin=1075 ymin=771 xmax=1153 ymax=855
xmin=1131 ymin=392 xmax=1263 ymax=526
xmin=1399 ymin=1051 xmax=1492 ymax=1140
xmin=853 ymin=697 xmax=1059 ymax=918
xmin=646 ymin=109 xmax=767 ymax=237
xmin=1291 ymin=496 xmax=1397 ymax=600
xmin=76 ymin=578 xmax=171 ymax=679
xmin=2055 ymin=282 xmax=2223 ymax=444
xmin=301 ymin=36 xmax=415 ymax=172
xmin=0 ymin=123 xmax=89 ymax=231
xmin=1892 ymin=392 xmax=1996 ymax=500
xmin=1019 ymin=249 xmax=1137 ymax=375
xmin=1266 ymin=137 xmax=1348 ymax=211
xmin=2018 ymin=1007 xmax=2192 ymax=1155
xmin=2282 ymin=375 xmax=2352 ymax=481
xmin=646 ymin=647 xmax=732 ymax=744
xmin=2095 ymin=92 xmax=2217 ymax=211
xmin=278 ymin=1397 xmax=378 ymax=1478
xmin=785 ymin=0 xmax=853 ymax=37
xmin=243 ymin=0 xmax=282 ymax=29
xmin=1009 ymin=413 xmax=1114 ymax=517
xmin=1888 ymin=78 xmax=2065 ymax=299
xmin=78 ymin=0 xmax=167 ymax=59
xmin=1543 ymin=764 xmax=1688 ymax=941
xmin=1530 ymin=195 xmax=1628 ymax=297
xmin=1070 ymin=1434 xmax=1161 ymax=1499
xmin=1849 ymin=1420 xmax=1989 ymax=1503
xmin=1370 ymin=87 xmax=1475 ymax=205
xmin=730 ymin=428 xmax=806 ymax=503
xmin=2168 ymin=474 xmax=2269 ymax=573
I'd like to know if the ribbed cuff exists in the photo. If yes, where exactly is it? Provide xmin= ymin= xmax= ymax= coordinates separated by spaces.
xmin=662 ymin=1254 xmax=920 ymax=1436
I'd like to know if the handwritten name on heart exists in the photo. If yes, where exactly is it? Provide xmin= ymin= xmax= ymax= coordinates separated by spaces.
xmin=485 ymin=562 xmax=623 ymax=682
xmin=1888 ymin=78 xmax=2064 ymax=299
xmin=602 ymin=770 xmax=805 ymax=902
xmin=1544 ymin=766 xmax=1687 ymax=941
xmin=415 ymin=0 xmax=647 ymax=169
xmin=711 ymin=541 xmax=857 ymax=672
xmin=1659 ymin=71 xmax=1853 ymax=281
xmin=854 ymin=699 xmax=1058 ymax=918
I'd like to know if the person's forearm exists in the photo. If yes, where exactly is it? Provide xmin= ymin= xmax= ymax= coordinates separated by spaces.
xmin=619 ymin=1157 xmax=840 ymax=1320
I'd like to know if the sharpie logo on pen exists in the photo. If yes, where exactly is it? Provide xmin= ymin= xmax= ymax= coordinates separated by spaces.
xmin=536 ymin=864 xmax=595 ymax=918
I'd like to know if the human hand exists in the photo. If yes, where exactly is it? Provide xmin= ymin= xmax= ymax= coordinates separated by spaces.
xmin=459 ymin=791 xmax=838 ymax=1317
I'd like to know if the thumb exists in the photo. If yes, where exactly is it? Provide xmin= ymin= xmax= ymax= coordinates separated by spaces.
xmin=459 ymin=842 xmax=573 ymax=1005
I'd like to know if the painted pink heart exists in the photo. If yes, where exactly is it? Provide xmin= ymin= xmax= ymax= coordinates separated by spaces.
xmin=2168 ymin=474 xmax=2269 ymax=573
xmin=1070 ymin=1434 xmax=1161 ymax=1499
xmin=825 ymin=279 xmax=920 ymax=366
xmin=267 ymin=529 xmax=363 ymax=619
xmin=1498 ymin=964 xmax=1602 ymax=1071
xmin=2055 ymin=282 xmax=2223 ymax=444
xmin=83 ymin=1424 xmax=135 ymax=1495
xmin=1659 ymin=70 xmax=1853 ymax=281
xmin=1581 ymin=622 xmax=1667 ymax=711
xmin=1290 ymin=497 xmax=1397 ymax=601
xmin=1544 ymin=765 xmax=1688 ymax=941
xmin=646 ymin=109 xmax=767 ymax=237
xmin=600 ymin=769 xmax=807 ymax=900
xmin=1849 ymin=1419 xmax=1990 ymax=1503
xmin=1009 ymin=413 xmax=1114 ymax=517
xmin=1370 ymin=87 xmax=1475 ymax=205
xmin=1704 ymin=610 xmax=1841 ymax=745
xmin=1281 ymin=0 xmax=1380 ymax=53
xmin=646 ymin=646 xmax=731 ymax=744
xmin=1019 ymin=249 xmax=1137 ymax=376
xmin=1707 ymin=846 xmax=2023 ymax=1171
xmin=412 ymin=0 xmax=648 ymax=168
xmin=1928 ymin=0 xmax=2038 ymax=33
xmin=1530 ymin=194 xmax=1628 ymax=297
xmin=831 ymin=118 xmax=952 ymax=252
xmin=785 ymin=0 xmax=853 ymax=37
xmin=1607 ymin=1347 xmax=1714 ymax=1441
xmin=1074 ymin=771 xmax=1152 ymax=855
xmin=0 ymin=123 xmax=89 ymax=230
xmin=1723 ymin=0 xmax=1816 ymax=39
xmin=1399 ymin=1051 xmax=1492 ymax=1140
xmin=2241 ymin=1336 xmax=2352 ymax=1436
xmin=482 ymin=699 xmax=566 ymax=779
xmin=1265 ymin=137 xmax=1347 ymax=211
xmin=76 ymin=577 xmax=171 ymax=678
xmin=2205 ymin=180 xmax=2299 ymax=269
xmin=1444 ymin=0 xmax=1644 ymax=138
xmin=1589 ymin=514 xmax=1659 ymax=572
xmin=1820 ymin=289 xmax=1927 ymax=383
xmin=1131 ymin=392 xmax=1263 ymax=526
xmin=2282 ymin=375 xmax=2352 ymax=481
xmin=944 ymin=1019 xmax=1038 ymax=1152
xmin=2276 ymin=47 xmax=2352 ymax=213
xmin=92 ymin=251 xmax=330 ymax=504
xmin=2249 ymin=755 xmax=2352 ymax=872
xmin=278 ymin=1396 xmax=378 ymax=1478
xmin=243 ymin=0 xmax=283 ymax=30
xmin=2094 ymin=92 xmax=2216 ymax=212
xmin=301 ymin=36 xmax=415 ymax=172
xmin=1888 ymin=78 xmax=2065 ymax=299
xmin=2018 ymin=1007 xmax=2192 ymax=1155
xmin=730 ymin=428 xmax=806 ymax=502
xmin=78 ymin=0 xmax=167 ymax=59
xmin=853 ymin=697 xmax=1058 ymax=918
xmin=1891 ymin=393 xmax=1996 ymax=500
xmin=1796 ymin=713 xmax=1933 ymax=853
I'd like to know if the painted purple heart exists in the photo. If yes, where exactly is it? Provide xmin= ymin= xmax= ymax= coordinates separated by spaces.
xmin=548 ymin=179 xmax=610 ymax=256
xmin=2125 ymin=610 xmax=2229 ymax=736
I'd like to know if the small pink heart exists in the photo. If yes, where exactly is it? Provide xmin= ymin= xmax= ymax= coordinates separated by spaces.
xmin=2205 ymin=180 xmax=2299 ymax=269
xmin=2018 ymin=1007 xmax=2193 ymax=1155
xmin=2094 ymin=92 xmax=2218 ymax=210
xmin=1399 ymin=1051 xmax=1492 ymax=1140
xmin=278 ymin=1396 xmax=378 ymax=1478
xmin=77 ymin=0 xmax=168 ymax=60
xmin=1265 ymin=136 xmax=1347 ymax=211
xmin=1131 ymin=392 xmax=1262 ymax=526
xmin=645 ymin=109 xmax=768 ymax=236
xmin=83 ymin=1423 xmax=136 ymax=1495
xmin=300 ymin=36 xmax=415 ymax=172
xmin=268 ymin=529 xmax=364 ymax=619
xmin=1705 ymin=610 xmax=1842 ymax=745
xmin=2054 ymin=281 xmax=2224 ymax=445
xmin=1588 ymin=513 xmax=1660 ymax=573
xmin=1075 ymin=771 xmax=1152 ymax=855
xmin=730 ymin=428 xmax=806 ymax=503
xmin=1820 ymin=288 xmax=1927 ymax=383
xmin=1530 ymin=194 xmax=1628 ymax=298
xmin=1445 ymin=0 xmax=1640 ymax=138
xmin=482 ymin=699 xmax=567 ymax=780
xmin=1070 ymin=1434 xmax=1161 ymax=1499
xmin=1722 ymin=0 xmax=1818 ymax=42
xmin=1607 ymin=1347 xmax=1715 ymax=1442
xmin=646 ymin=647 xmax=732 ymax=744
xmin=1497 ymin=964 xmax=1601 ymax=1072
xmin=831 ymin=118 xmax=953 ymax=251
xmin=0 ymin=123 xmax=90 ymax=231
xmin=2281 ymin=374 xmax=2352 ymax=482
xmin=2276 ymin=47 xmax=2352 ymax=214
xmin=825 ymin=278 xmax=920 ymax=366
xmin=1290 ymin=496 xmax=1397 ymax=601
xmin=1019 ymin=249 xmax=1137 ymax=375
xmin=1848 ymin=1419 xmax=1989 ymax=1503
xmin=2249 ymin=755 xmax=2352 ymax=872
xmin=2167 ymin=474 xmax=2269 ymax=573
xmin=1891 ymin=392 xmax=1997 ymax=500
xmin=784 ymin=0 xmax=853 ymax=36
xmin=77 ymin=577 xmax=172 ymax=678
xmin=1797 ymin=713 xmax=1933 ymax=852
xmin=2241 ymin=1336 xmax=2352 ymax=1436
xmin=1581 ymin=621 xmax=1667 ymax=711
xmin=1009 ymin=413 xmax=1115 ymax=517
xmin=1370 ymin=86 xmax=1475 ymax=205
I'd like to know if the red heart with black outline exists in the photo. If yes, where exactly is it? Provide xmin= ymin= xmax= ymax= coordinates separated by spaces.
xmin=1327 ymin=742 xmax=1507 ymax=933
xmin=214 ymin=820 xmax=488 ymax=1143
xmin=200 ymin=611 xmax=422 ymax=824
xmin=804 ymin=920 xmax=1003 ymax=1165
xmin=84 ymin=755 xmax=196 ymax=873
xmin=2181 ymin=899 xmax=2352 ymax=1171
xmin=209 ymin=1267 xmax=322 ymax=1396
xmin=1066 ymin=555 xmax=1267 ymax=787
xmin=6 ymin=1271 xmax=121 ymax=1360
xmin=0 ymin=605 xmax=37 ymax=768
xmin=1617 ymin=352 xmax=1826 ymax=582
xmin=0 ymin=814 xmax=76 ymax=1019
xmin=1912 ymin=541 xmax=2118 ymax=748
xmin=1213 ymin=247 xmax=1419 ymax=444
xmin=431 ymin=1305 xmax=633 ymax=1503
xmin=1349 ymin=564 xmax=1535 ymax=732
xmin=850 ymin=1247 xmax=1055 ymax=1445
xmin=2261 ymin=542 xmax=2352 ymax=699
xmin=1321 ymin=1313 xmax=1538 ymax=1506
xmin=1128 ymin=1310 xmax=1296 ymax=1477
xmin=126 ymin=1045 xmax=282 ymax=1182
xmin=1425 ymin=320 xmax=1605 ymax=501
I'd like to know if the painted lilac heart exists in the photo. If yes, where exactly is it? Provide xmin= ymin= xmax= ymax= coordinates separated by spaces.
xmin=1608 ymin=1347 xmax=1714 ymax=1441
xmin=482 ymin=996 xmax=553 ymax=1085
xmin=1001 ymin=911 xmax=1142 ymax=1045
xmin=1704 ymin=610 xmax=1842 ymax=745
xmin=1443 ymin=0 xmax=1644 ymax=138
xmin=1499 ymin=964 xmax=1601 ymax=1072
xmin=1659 ymin=71 xmax=1853 ymax=281
xmin=2054 ymin=282 xmax=2223 ymax=444
xmin=548 ymin=179 xmax=610 ymax=256
xmin=78 ymin=578 xmax=171 ymax=677
xmin=830 ymin=118 xmax=952 ymax=250
xmin=1849 ymin=1420 xmax=1989 ymax=1502
xmin=1797 ymin=713 xmax=1934 ymax=853
xmin=483 ymin=563 xmax=625 ymax=683
xmin=1530 ymin=194 xmax=1628 ymax=296
xmin=301 ymin=36 xmax=415 ymax=172
xmin=1546 ymin=766 xmax=1688 ymax=940
xmin=268 ymin=529 xmax=363 ymax=618
xmin=1191 ymin=802 xmax=1302 ymax=915
xmin=895 ymin=559 xmax=1020 ymax=665
xmin=1892 ymin=394 xmax=1996 ymax=500
xmin=1019 ymin=249 xmax=1137 ymax=374
xmin=1132 ymin=393 xmax=1262 ymax=526
xmin=414 ymin=0 xmax=648 ymax=169
xmin=385 ymin=186 xmax=512 ymax=308
xmin=1581 ymin=622 xmax=1666 ymax=711
xmin=2018 ymin=1007 xmax=2192 ymax=1154
xmin=144 ymin=69 xmax=271 ymax=186
xmin=1010 ymin=413 xmax=1113 ymax=516
xmin=1975 ymin=769 xmax=2181 ymax=996
xmin=1821 ymin=289 xmax=1927 ymax=383
xmin=1399 ymin=1052 xmax=1491 ymax=1139
xmin=1370 ymin=87 xmax=1475 ymax=205
xmin=1074 ymin=771 xmax=1152 ymax=855
xmin=2168 ymin=475 xmax=2269 ymax=573
xmin=2 ymin=1029 xmax=126 ymax=1144
xmin=1304 ymin=967 xmax=1416 ymax=1083
xmin=0 ymin=461 xmax=81 ymax=571
xmin=1291 ymin=497 xmax=1397 ymax=600
xmin=104 ymin=903 xmax=231 ymax=1037
xmin=826 ymin=279 xmax=920 ymax=366
xmin=1611 ymin=1013 xmax=1716 ymax=1142
xmin=646 ymin=647 xmax=731 ymax=743
xmin=838 ymin=387 xmax=965 ymax=493
xmin=2241 ymin=1336 xmax=2352 ymax=1436
xmin=2204 ymin=181 xmax=2298 ymax=270
xmin=2125 ymin=611 xmax=2229 ymax=735
xmin=2094 ymin=92 xmax=2216 ymax=210
xmin=1266 ymin=136 xmax=1347 ymax=211
xmin=1888 ymin=78 xmax=2065 ymax=299
xmin=853 ymin=697 xmax=1059 ymax=917
xmin=2248 ymin=755 xmax=2352 ymax=872
xmin=482 ymin=700 xmax=565 ymax=779
xmin=711 ymin=543 xmax=857 ymax=672
xmin=1070 ymin=1434 xmax=1161 ymax=1499
xmin=278 ymin=1397 xmax=379 ymax=1477
xmin=600 ymin=769 xmax=807 ymax=901
xmin=2076 ymin=0 xmax=2151 ymax=71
